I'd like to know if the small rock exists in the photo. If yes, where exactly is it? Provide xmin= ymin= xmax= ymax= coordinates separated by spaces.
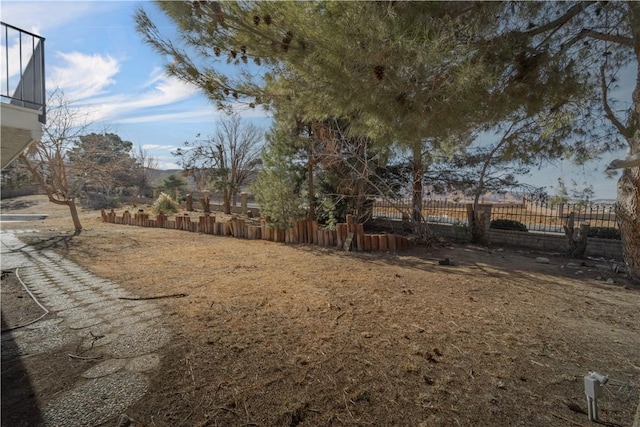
xmin=606 ymin=278 xmax=615 ymax=284
xmin=361 ymin=332 xmax=373 ymax=338
xmin=535 ymin=257 xmax=550 ymax=264
xmin=496 ymin=248 xmax=505 ymax=253
xmin=564 ymin=400 xmax=587 ymax=415
xmin=596 ymin=276 xmax=603 ymax=281
xmin=574 ymin=270 xmax=584 ymax=275
xmin=566 ymin=262 xmax=580 ymax=269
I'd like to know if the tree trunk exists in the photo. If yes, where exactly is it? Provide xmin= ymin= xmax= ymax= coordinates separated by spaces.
xmin=67 ymin=198 xmax=83 ymax=235
xmin=201 ymin=196 xmax=211 ymax=213
xmin=616 ymin=167 xmax=640 ymax=281
xmin=564 ymin=212 xmax=590 ymax=259
xmin=19 ymin=153 xmax=82 ymax=234
xmin=354 ymin=137 xmax=367 ymax=223
xmin=411 ymin=143 xmax=423 ymax=224
xmin=223 ymin=189 xmax=231 ymax=214
xmin=615 ymin=24 xmax=640 ymax=282
xmin=467 ymin=204 xmax=487 ymax=245
xmin=355 ymin=170 xmax=366 ymax=223
xmin=307 ymin=144 xmax=316 ymax=221
xmin=46 ymin=195 xmax=82 ymax=234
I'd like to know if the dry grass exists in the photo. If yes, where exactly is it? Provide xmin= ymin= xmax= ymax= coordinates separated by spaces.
xmin=2 ymin=195 xmax=639 ymax=427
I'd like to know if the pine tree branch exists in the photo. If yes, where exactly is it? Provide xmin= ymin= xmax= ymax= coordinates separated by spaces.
xmin=473 ymin=121 xmax=519 ymax=209
xmin=579 ymin=28 xmax=634 ymax=47
xmin=600 ymin=62 xmax=633 ymax=139
xmin=521 ymin=2 xmax=595 ymax=37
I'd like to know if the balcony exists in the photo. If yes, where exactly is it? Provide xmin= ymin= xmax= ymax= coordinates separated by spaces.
xmin=1 ymin=22 xmax=45 ymax=169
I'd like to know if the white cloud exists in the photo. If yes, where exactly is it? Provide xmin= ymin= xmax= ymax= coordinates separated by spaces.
xmin=118 ymin=110 xmax=216 ymax=124
xmin=141 ymin=66 xmax=166 ymax=89
xmin=111 ymin=99 xmax=270 ymax=125
xmin=80 ymin=74 xmax=201 ymax=123
xmin=142 ymin=144 xmax=178 ymax=151
xmin=126 ymin=77 xmax=200 ymax=110
xmin=48 ymin=51 xmax=120 ymax=101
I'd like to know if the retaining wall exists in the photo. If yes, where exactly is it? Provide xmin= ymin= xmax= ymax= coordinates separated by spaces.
xmin=102 ymin=210 xmax=411 ymax=253
xmin=487 ymin=229 xmax=622 ymax=259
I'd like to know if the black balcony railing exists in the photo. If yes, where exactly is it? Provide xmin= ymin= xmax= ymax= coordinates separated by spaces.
xmin=1 ymin=22 xmax=46 ymax=123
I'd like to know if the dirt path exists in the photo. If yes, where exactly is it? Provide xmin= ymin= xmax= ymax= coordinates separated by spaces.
xmin=2 ymin=195 xmax=639 ymax=426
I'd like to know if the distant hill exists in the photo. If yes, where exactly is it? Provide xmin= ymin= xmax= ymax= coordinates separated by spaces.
xmin=146 ymin=169 xmax=199 ymax=190
xmin=146 ymin=169 xmax=183 ymax=187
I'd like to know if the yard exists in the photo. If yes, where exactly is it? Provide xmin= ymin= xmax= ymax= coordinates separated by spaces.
xmin=2 ymin=195 xmax=639 ymax=426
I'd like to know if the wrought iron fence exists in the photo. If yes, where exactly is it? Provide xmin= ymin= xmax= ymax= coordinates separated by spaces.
xmin=372 ymin=198 xmax=618 ymax=234
xmin=491 ymin=201 xmax=618 ymax=233
xmin=372 ymin=198 xmax=468 ymax=224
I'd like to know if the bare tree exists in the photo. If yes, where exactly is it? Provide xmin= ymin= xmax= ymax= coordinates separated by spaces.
xmin=19 ymin=89 xmax=91 ymax=234
xmin=174 ymin=115 xmax=263 ymax=214
xmin=132 ymin=146 xmax=159 ymax=197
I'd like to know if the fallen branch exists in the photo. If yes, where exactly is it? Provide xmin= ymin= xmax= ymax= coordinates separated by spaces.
xmin=75 ymin=330 xmax=105 ymax=355
xmin=118 ymin=293 xmax=188 ymax=301
xmin=68 ymin=354 xmax=103 ymax=360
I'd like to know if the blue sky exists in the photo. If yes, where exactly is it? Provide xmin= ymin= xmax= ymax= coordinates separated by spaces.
xmin=2 ymin=0 xmax=271 ymax=170
xmin=1 ymin=1 xmax=633 ymax=200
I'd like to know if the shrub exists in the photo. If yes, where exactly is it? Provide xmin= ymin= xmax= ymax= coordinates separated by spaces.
xmin=490 ymin=219 xmax=528 ymax=232
xmin=452 ymin=223 xmax=472 ymax=243
xmin=152 ymin=192 xmax=180 ymax=215
xmin=82 ymin=192 xmax=121 ymax=210
xmin=587 ymin=227 xmax=621 ymax=240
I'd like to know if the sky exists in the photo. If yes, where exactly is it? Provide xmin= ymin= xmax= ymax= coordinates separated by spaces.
xmin=1 ymin=0 xmax=271 ymax=170
xmin=1 ymin=1 xmax=634 ymax=201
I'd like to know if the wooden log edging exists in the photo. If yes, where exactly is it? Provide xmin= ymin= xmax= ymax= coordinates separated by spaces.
xmin=100 ymin=209 xmax=412 ymax=252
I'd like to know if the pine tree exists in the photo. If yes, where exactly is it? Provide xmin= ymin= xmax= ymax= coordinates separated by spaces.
xmin=137 ymin=1 xmax=640 ymax=279
xmin=252 ymin=117 xmax=306 ymax=229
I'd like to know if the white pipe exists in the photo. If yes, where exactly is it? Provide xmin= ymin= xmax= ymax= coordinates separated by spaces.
xmin=0 ymin=267 xmax=49 ymax=333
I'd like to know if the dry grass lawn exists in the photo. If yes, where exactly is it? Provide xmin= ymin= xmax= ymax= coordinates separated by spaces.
xmin=2 ymin=195 xmax=639 ymax=426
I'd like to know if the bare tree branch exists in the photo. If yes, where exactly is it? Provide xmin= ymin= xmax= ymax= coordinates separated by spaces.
xmin=19 ymin=89 xmax=91 ymax=233
xmin=175 ymin=115 xmax=263 ymax=214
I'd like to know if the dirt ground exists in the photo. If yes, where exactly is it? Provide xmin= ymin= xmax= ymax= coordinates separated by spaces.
xmin=2 ymin=195 xmax=639 ymax=427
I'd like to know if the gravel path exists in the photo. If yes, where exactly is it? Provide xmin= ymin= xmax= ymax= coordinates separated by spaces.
xmin=1 ymin=230 xmax=171 ymax=427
